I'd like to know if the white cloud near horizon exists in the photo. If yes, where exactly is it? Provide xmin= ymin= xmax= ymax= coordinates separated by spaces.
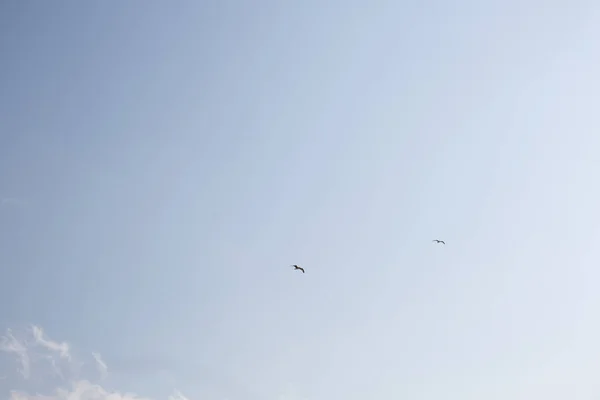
xmin=9 ymin=380 xmax=152 ymax=400
xmin=1 ymin=324 xmax=190 ymax=400
xmin=167 ymin=390 xmax=189 ymax=400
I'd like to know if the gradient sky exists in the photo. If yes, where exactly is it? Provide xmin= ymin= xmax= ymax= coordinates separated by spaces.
xmin=2 ymin=1 xmax=600 ymax=399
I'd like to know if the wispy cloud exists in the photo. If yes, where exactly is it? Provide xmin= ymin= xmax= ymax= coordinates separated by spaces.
xmin=0 ymin=329 xmax=30 ymax=378
xmin=44 ymin=354 xmax=65 ymax=380
xmin=91 ymin=352 xmax=107 ymax=379
xmin=31 ymin=326 xmax=70 ymax=361
xmin=9 ymin=381 xmax=190 ymax=400
xmin=9 ymin=380 xmax=151 ymax=400
xmin=1 ymin=324 xmax=191 ymax=400
xmin=167 ymin=390 xmax=189 ymax=400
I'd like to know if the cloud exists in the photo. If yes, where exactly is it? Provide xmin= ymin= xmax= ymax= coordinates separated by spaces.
xmin=92 ymin=353 xmax=108 ymax=379
xmin=44 ymin=354 xmax=66 ymax=380
xmin=9 ymin=380 xmax=151 ymax=400
xmin=0 ymin=324 xmax=191 ymax=400
xmin=167 ymin=391 xmax=189 ymax=400
xmin=8 ymin=380 xmax=189 ymax=400
xmin=0 ymin=329 xmax=30 ymax=378
xmin=31 ymin=326 xmax=71 ymax=361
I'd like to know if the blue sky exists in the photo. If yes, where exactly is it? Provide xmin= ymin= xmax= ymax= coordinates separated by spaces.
xmin=1 ymin=1 xmax=600 ymax=399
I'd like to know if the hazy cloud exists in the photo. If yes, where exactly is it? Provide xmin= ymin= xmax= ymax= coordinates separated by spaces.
xmin=167 ymin=391 xmax=189 ymax=400
xmin=32 ymin=326 xmax=71 ymax=361
xmin=1 ymin=324 xmax=191 ymax=400
xmin=92 ymin=353 xmax=108 ymax=379
xmin=9 ymin=380 xmax=190 ymax=400
xmin=0 ymin=329 xmax=30 ymax=378
xmin=10 ymin=380 xmax=151 ymax=400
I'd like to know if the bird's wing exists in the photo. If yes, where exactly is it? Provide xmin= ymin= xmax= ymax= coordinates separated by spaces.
xmin=300 ymin=268 xmax=305 ymax=273
xmin=441 ymin=241 xmax=445 ymax=244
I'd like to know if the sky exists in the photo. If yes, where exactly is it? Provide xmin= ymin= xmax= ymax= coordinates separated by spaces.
xmin=1 ymin=1 xmax=600 ymax=399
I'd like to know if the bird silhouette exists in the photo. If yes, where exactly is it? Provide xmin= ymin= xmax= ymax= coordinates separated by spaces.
xmin=291 ymin=265 xmax=305 ymax=273
xmin=432 ymin=239 xmax=445 ymax=245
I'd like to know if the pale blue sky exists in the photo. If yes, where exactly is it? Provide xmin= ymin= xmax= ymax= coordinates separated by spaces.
xmin=2 ymin=1 xmax=600 ymax=399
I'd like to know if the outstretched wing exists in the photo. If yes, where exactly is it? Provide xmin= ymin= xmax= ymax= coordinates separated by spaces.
xmin=299 ymin=267 xmax=305 ymax=273
xmin=440 ymin=241 xmax=445 ymax=244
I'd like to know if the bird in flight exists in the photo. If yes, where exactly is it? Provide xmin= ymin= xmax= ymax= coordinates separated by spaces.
xmin=432 ymin=239 xmax=445 ymax=245
xmin=291 ymin=265 xmax=305 ymax=273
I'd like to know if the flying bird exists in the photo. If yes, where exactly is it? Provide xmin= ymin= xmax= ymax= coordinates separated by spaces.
xmin=291 ymin=265 xmax=305 ymax=273
xmin=432 ymin=240 xmax=445 ymax=245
